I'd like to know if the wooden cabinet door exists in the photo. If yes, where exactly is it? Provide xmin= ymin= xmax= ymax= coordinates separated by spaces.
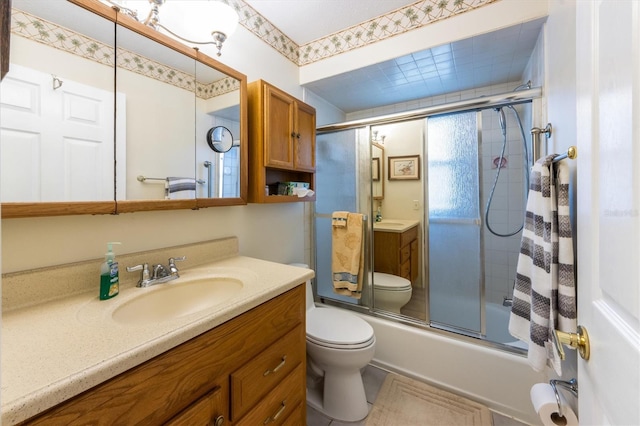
xmin=294 ymin=101 xmax=316 ymax=172
xmin=264 ymin=84 xmax=295 ymax=169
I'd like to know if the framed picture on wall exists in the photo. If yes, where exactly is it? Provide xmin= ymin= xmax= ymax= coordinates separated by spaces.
xmin=372 ymin=158 xmax=380 ymax=181
xmin=388 ymin=155 xmax=420 ymax=180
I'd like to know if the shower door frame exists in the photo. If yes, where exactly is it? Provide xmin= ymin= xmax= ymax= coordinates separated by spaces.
xmin=423 ymin=110 xmax=487 ymax=340
xmin=314 ymin=87 xmax=541 ymax=353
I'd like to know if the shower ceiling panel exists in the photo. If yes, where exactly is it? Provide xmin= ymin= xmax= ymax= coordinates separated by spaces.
xmin=303 ymin=18 xmax=546 ymax=113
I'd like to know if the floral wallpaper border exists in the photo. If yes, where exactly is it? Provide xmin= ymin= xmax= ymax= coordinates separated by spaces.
xmin=229 ymin=0 xmax=499 ymax=66
xmin=13 ymin=0 xmax=500 ymax=82
xmin=10 ymin=9 xmax=239 ymax=99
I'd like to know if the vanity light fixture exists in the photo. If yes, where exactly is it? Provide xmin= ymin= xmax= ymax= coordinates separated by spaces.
xmin=371 ymin=130 xmax=386 ymax=144
xmin=106 ymin=0 xmax=239 ymax=56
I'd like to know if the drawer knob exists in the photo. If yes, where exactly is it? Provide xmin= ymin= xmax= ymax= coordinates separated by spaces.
xmin=210 ymin=415 xmax=224 ymax=426
xmin=263 ymin=401 xmax=286 ymax=424
xmin=263 ymin=355 xmax=286 ymax=376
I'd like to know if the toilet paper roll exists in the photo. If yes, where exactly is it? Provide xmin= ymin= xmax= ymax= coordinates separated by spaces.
xmin=530 ymin=383 xmax=579 ymax=426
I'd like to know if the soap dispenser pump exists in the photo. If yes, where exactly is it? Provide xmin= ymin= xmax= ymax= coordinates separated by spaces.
xmin=100 ymin=242 xmax=121 ymax=300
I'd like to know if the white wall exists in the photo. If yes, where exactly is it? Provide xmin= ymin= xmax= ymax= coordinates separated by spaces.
xmin=544 ymin=0 xmax=579 ymax=386
xmin=2 ymin=203 xmax=305 ymax=273
xmin=371 ymin=121 xmax=424 ymax=221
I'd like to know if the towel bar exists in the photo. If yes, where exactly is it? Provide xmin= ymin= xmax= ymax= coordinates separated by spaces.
xmin=551 ymin=146 xmax=577 ymax=163
xmin=137 ymin=175 xmax=205 ymax=184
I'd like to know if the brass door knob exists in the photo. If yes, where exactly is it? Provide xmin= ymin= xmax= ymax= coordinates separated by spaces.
xmin=553 ymin=325 xmax=590 ymax=360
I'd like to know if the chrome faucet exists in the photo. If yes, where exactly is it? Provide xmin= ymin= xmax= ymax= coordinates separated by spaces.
xmin=127 ymin=256 xmax=186 ymax=287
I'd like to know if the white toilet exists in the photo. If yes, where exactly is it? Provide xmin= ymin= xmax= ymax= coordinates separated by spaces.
xmin=291 ymin=264 xmax=376 ymax=422
xmin=373 ymin=272 xmax=412 ymax=314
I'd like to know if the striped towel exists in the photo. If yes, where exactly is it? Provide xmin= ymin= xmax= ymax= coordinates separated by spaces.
xmin=332 ymin=211 xmax=364 ymax=299
xmin=508 ymin=155 xmax=576 ymax=374
xmin=165 ymin=177 xmax=196 ymax=200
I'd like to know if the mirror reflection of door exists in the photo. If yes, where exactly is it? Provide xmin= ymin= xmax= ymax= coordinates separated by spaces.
xmin=1 ymin=1 xmax=115 ymax=202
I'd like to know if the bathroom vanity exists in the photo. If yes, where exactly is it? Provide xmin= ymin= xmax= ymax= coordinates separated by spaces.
xmin=1 ymin=238 xmax=312 ymax=426
xmin=23 ymin=287 xmax=305 ymax=425
xmin=373 ymin=219 xmax=420 ymax=285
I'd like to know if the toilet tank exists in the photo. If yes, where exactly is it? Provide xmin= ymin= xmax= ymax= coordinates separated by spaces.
xmin=289 ymin=263 xmax=314 ymax=310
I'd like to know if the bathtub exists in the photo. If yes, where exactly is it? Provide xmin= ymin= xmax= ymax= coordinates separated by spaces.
xmin=485 ymin=302 xmax=529 ymax=349
xmin=430 ymin=297 xmax=529 ymax=349
xmin=352 ymin=310 xmax=545 ymax=425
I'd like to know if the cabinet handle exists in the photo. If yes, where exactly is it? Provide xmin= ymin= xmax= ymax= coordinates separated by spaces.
xmin=210 ymin=415 xmax=224 ymax=426
xmin=263 ymin=401 xmax=286 ymax=424
xmin=296 ymin=133 xmax=301 ymax=139
xmin=263 ymin=355 xmax=286 ymax=376
xmin=291 ymin=132 xmax=296 ymax=138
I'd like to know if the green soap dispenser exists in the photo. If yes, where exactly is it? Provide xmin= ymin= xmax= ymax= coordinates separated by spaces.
xmin=100 ymin=242 xmax=121 ymax=300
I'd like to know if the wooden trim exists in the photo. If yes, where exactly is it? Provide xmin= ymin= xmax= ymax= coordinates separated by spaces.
xmin=115 ymin=199 xmax=197 ymax=214
xmin=1 ymin=0 xmax=11 ymax=82
xmin=67 ymin=0 xmax=117 ymax=22
xmin=195 ymin=197 xmax=247 ymax=208
xmin=1 ymin=202 xmax=116 ymax=219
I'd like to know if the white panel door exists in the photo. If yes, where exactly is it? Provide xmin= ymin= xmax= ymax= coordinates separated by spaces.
xmin=1 ymin=64 xmax=114 ymax=202
xmin=576 ymin=1 xmax=640 ymax=425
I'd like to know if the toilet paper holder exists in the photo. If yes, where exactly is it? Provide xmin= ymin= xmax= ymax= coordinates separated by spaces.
xmin=549 ymin=378 xmax=578 ymax=420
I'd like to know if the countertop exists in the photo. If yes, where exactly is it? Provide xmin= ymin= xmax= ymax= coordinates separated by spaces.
xmin=1 ymin=255 xmax=314 ymax=425
xmin=373 ymin=219 xmax=420 ymax=233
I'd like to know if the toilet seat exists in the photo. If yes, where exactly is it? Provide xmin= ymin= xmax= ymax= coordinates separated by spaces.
xmin=373 ymin=272 xmax=412 ymax=291
xmin=307 ymin=309 xmax=374 ymax=349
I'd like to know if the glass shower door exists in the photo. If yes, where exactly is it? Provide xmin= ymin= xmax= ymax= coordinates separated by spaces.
xmin=427 ymin=112 xmax=484 ymax=335
xmin=314 ymin=128 xmax=370 ymax=305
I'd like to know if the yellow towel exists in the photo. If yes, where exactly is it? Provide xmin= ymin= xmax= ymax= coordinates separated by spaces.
xmin=332 ymin=211 xmax=364 ymax=299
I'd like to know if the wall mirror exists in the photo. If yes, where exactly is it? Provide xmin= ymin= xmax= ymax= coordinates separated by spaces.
xmin=372 ymin=142 xmax=384 ymax=200
xmin=194 ymin=56 xmax=246 ymax=206
xmin=1 ymin=0 xmax=247 ymax=218
xmin=1 ymin=0 xmax=117 ymax=217
xmin=114 ymin=18 xmax=197 ymax=212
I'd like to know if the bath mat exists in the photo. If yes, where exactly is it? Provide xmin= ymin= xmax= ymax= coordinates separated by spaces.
xmin=366 ymin=373 xmax=493 ymax=425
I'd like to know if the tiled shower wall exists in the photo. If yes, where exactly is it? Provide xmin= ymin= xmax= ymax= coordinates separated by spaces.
xmin=480 ymin=104 xmax=530 ymax=304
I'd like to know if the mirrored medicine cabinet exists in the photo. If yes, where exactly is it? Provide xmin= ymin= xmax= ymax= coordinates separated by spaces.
xmin=0 ymin=0 xmax=247 ymax=218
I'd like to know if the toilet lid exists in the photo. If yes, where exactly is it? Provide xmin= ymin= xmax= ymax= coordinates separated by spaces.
xmin=307 ymin=308 xmax=374 ymax=347
xmin=373 ymin=272 xmax=412 ymax=291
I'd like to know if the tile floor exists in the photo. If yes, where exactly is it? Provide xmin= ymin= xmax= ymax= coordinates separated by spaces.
xmin=306 ymin=365 xmax=530 ymax=426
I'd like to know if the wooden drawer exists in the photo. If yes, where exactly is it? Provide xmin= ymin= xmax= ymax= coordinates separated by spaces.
xmin=235 ymin=366 xmax=304 ymax=426
xmin=281 ymin=402 xmax=304 ymax=426
xmin=231 ymin=325 xmax=304 ymax=420
xmin=165 ymin=385 xmax=228 ymax=426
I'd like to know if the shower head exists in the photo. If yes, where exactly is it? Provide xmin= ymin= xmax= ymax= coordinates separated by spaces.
xmin=495 ymin=107 xmax=507 ymax=137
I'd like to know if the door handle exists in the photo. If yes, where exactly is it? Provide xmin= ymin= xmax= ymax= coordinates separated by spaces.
xmin=553 ymin=325 xmax=590 ymax=360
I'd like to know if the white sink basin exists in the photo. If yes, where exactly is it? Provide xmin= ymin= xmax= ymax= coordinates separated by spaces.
xmin=111 ymin=277 xmax=243 ymax=325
